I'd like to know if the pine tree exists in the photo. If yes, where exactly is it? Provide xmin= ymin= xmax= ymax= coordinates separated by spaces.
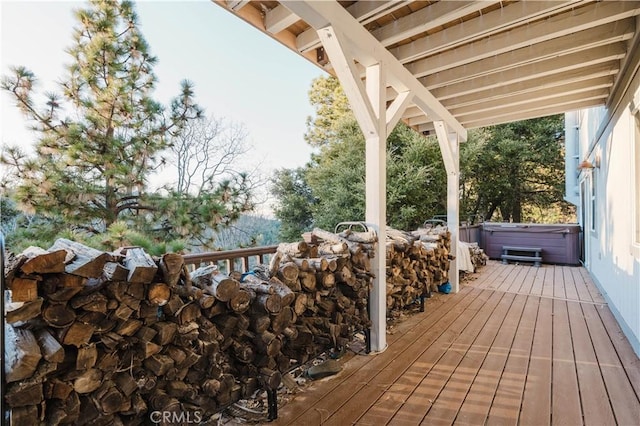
xmin=2 ymin=0 xmax=203 ymax=237
xmin=2 ymin=1 xmax=259 ymax=252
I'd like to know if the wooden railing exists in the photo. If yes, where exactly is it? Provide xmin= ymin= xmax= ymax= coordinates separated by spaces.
xmin=182 ymin=245 xmax=279 ymax=274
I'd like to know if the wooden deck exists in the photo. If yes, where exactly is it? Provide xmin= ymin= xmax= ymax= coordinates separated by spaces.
xmin=272 ymin=261 xmax=640 ymax=425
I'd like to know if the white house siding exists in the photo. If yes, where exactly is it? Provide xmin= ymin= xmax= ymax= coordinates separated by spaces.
xmin=569 ymin=73 xmax=640 ymax=357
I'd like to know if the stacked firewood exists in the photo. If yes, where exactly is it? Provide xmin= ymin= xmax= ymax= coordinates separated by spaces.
xmin=385 ymin=226 xmax=452 ymax=311
xmin=276 ymin=227 xmax=374 ymax=364
xmin=466 ymin=242 xmax=489 ymax=270
xmin=3 ymin=230 xmax=375 ymax=425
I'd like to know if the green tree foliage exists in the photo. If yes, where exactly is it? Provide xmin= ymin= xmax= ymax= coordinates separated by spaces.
xmin=460 ymin=116 xmax=573 ymax=223
xmin=272 ymin=76 xmax=574 ymax=238
xmin=271 ymin=167 xmax=315 ymax=241
xmin=1 ymin=0 xmax=254 ymax=252
xmin=304 ymin=75 xmax=351 ymax=147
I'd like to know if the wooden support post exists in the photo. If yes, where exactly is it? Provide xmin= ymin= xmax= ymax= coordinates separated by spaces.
xmin=435 ymin=121 xmax=460 ymax=293
xmin=316 ymin=26 xmax=414 ymax=353
xmin=365 ymin=62 xmax=387 ymax=353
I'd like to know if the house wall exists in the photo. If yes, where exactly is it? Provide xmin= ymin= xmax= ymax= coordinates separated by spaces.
xmin=569 ymin=71 xmax=640 ymax=357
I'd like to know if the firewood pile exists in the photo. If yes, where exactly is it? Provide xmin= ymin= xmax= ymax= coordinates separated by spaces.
xmin=463 ymin=242 xmax=489 ymax=272
xmin=2 ymin=230 xmax=375 ymax=425
xmin=385 ymin=226 xmax=452 ymax=311
xmin=2 ymin=224 xmax=483 ymax=424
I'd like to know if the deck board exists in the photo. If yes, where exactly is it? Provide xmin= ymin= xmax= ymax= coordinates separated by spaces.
xmin=484 ymin=295 xmax=539 ymax=425
xmin=567 ymin=301 xmax=616 ymax=425
xmin=412 ymin=292 xmax=516 ymax=424
xmin=271 ymin=262 xmax=640 ymax=426
xmin=519 ymin=296 xmax=553 ymax=425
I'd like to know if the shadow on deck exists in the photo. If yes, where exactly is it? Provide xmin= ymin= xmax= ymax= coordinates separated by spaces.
xmin=272 ymin=261 xmax=640 ymax=425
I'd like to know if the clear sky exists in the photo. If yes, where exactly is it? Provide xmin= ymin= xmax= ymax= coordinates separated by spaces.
xmin=0 ymin=0 xmax=323 ymax=196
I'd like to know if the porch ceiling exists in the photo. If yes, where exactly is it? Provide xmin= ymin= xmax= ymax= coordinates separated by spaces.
xmin=213 ymin=0 xmax=640 ymax=133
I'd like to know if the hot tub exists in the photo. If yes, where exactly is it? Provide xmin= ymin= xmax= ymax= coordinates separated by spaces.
xmin=480 ymin=223 xmax=581 ymax=265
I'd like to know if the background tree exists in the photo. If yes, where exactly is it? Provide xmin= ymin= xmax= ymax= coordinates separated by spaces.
xmin=304 ymin=75 xmax=351 ymax=147
xmin=460 ymin=116 xmax=574 ymax=223
xmin=1 ymin=0 xmax=256 ymax=252
xmin=271 ymin=168 xmax=315 ymax=241
xmin=272 ymin=76 xmax=448 ymax=237
xmin=154 ymin=115 xmax=259 ymax=249
xmin=272 ymin=76 xmax=574 ymax=239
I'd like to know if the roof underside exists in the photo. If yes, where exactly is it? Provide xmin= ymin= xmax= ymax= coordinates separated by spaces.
xmin=215 ymin=0 xmax=640 ymax=133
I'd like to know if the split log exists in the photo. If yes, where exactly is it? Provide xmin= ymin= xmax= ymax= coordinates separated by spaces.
xmin=49 ymin=238 xmax=111 ymax=278
xmin=191 ymin=266 xmax=239 ymax=302
xmin=76 ymin=343 xmax=98 ymax=370
xmin=125 ymin=248 xmax=158 ymax=283
xmin=74 ymin=369 xmax=103 ymax=394
xmin=278 ymin=261 xmax=299 ymax=284
xmin=35 ymin=329 xmax=65 ymax=363
xmin=103 ymin=262 xmax=129 ymax=281
xmin=8 ymin=276 xmax=39 ymax=302
xmin=148 ymin=282 xmax=171 ymax=306
xmin=19 ymin=246 xmax=67 ymax=274
xmin=4 ymin=326 xmax=42 ymax=383
xmin=6 ymin=297 xmax=43 ymax=324
xmin=62 ymin=322 xmax=95 ymax=347
xmin=276 ymin=241 xmax=308 ymax=257
xmin=6 ymin=380 xmax=43 ymax=407
xmin=159 ymin=253 xmax=184 ymax=287
xmin=228 ymin=289 xmax=252 ymax=314
xmin=42 ymin=303 xmax=76 ymax=328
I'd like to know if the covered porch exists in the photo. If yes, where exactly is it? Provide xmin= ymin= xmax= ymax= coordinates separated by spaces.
xmin=272 ymin=262 xmax=640 ymax=425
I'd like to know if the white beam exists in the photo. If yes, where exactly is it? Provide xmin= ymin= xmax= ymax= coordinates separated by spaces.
xmin=365 ymin=62 xmax=388 ymax=354
xmin=296 ymin=1 xmax=410 ymax=53
xmin=402 ymin=75 xmax=614 ymax=120
xmin=370 ymin=1 xmax=485 ymax=47
xmin=412 ymin=88 xmax=609 ymax=128
xmin=264 ymin=4 xmax=299 ymax=34
xmin=430 ymin=43 xmax=626 ymax=101
xmin=386 ymin=91 xmax=413 ymax=135
xmin=433 ymin=63 xmax=619 ymax=110
xmin=450 ymin=84 xmax=612 ymax=118
xmin=282 ymin=0 xmax=467 ymax=140
xmin=418 ymin=98 xmax=607 ymax=132
xmin=405 ymin=1 xmax=639 ymax=79
xmin=317 ymin=27 xmax=378 ymax=137
xmin=434 ymin=121 xmax=460 ymax=294
xmin=390 ymin=1 xmax=584 ymax=64
xmin=420 ymin=20 xmax=634 ymax=90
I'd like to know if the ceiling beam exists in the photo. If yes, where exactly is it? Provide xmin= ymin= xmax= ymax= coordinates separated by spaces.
xmin=370 ymin=1 xmax=487 ymax=47
xmin=264 ymin=4 xmax=300 ymax=34
xmin=417 ymin=99 xmax=607 ymax=133
xmin=436 ymin=87 xmax=610 ymax=125
xmin=406 ymin=1 xmax=640 ymax=79
xmin=390 ymin=0 xmax=585 ymax=64
xmin=425 ymin=63 xmax=619 ymax=110
xmin=442 ymin=75 xmax=615 ymax=111
xmin=282 ymin=0 xmax=467 ymax=139
xmin=421 ymin=19 xmax=634 ymax=90
xmin=429 ymin=43 xmax=626 ymax=101
xmin=460 ymin=99 xmax=607 ymax=129
xmin=401 ymin=74 xmax=614 ymax=121
xmin=296 ymin=1 xmax=410 ymax=53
